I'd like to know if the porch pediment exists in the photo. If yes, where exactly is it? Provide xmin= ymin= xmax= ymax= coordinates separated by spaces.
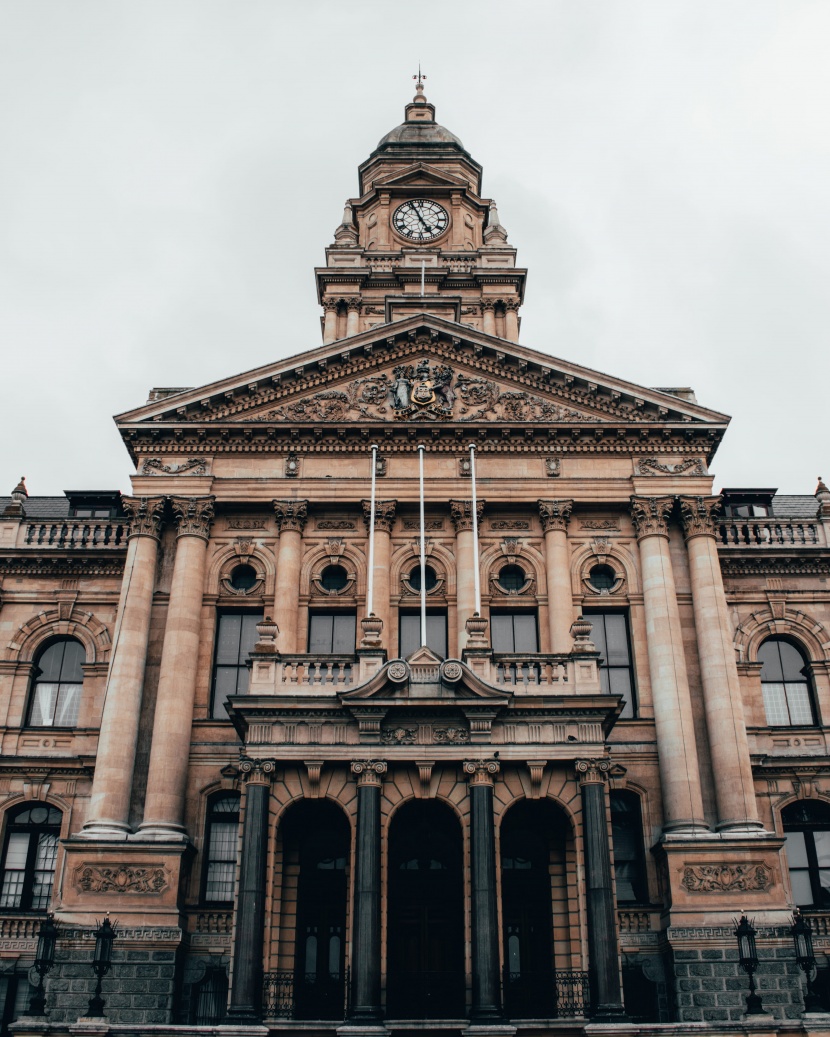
xmin=339 ymin=651 xmax=511 ymax=705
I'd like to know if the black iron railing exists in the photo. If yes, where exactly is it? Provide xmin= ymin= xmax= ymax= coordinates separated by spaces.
xmin=503 ymin=969 xmax=590 ymax=1019
xmin=263 ymin=970 xmax=347 ymax=1020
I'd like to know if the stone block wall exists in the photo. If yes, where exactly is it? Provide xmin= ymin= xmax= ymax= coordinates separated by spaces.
xmin=671 ymin=946 xmax=805 ymax=1022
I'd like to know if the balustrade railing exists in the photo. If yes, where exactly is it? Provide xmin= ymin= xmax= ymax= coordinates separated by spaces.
xmin=503 ymin=969 xmax=590 ymax=1019
xmin=277 ymin=656 xmax=353 ymax=688
xmin=191 ymin=910 xmax=232 ymax=935
xmin=494 ymin=654 xmax=570 ymax=688
xmin=718 ymin=517 xmax=824 ymax=548
xmin=24 ymin=520 xmax=127 ymax=549
xmin=618 ymin=909 xmax=651 ymax=933
xmin=0 ymin=915 xmax=41 ymax=939
xmin=263 ymin=970 xmax=346 ymax=1020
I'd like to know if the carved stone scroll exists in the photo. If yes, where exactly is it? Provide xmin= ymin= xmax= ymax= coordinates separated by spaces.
xmin=681 ymin=863 xmax=772 ymax=894
xmin=637 ymin=457 xmax=705 ymax=476
xmin=76 ymin=865 xmax=169 ymax=895
xmin=141 ymin=457 xmax=209 ymax=476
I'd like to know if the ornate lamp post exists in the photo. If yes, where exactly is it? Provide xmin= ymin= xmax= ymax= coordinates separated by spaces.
xmin=87 ymin=915 xmax=117 ymax=1018
xmin=28 ymin=915 xmax=58 ymax=1016
xmin=734 ymin=915 xmax=763 ymax=1015
xmin=791 ymin=910 xmax=822 ymax=1013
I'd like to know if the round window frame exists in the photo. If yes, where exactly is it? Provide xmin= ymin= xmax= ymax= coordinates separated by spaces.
xmin=401 ymin=561 xmax=445 ymax=598
xmin=582 ymin=561 xmax=625 ymax=596
xmin=220 ymin=560 xmax=266 ymax=597
xmin=311 ymin=562 xmax=357 ymax=597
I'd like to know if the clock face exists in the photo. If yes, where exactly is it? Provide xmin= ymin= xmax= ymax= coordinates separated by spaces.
xmin=392 ymin=199 xmax=449 ymax=242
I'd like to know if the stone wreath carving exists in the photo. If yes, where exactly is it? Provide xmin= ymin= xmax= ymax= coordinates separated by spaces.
xmin=141 ymin=457 xmax=209 ymax=476
xmin=381 ymin=727 xmax=416 ymax=745
xmin=434 ymin=726 xmax=470 ymax=744
xmin=636 ymin=457 xmax=706 ymax=476
xmin=77 ymin=865 xmax=168 ymax=895
xmin=681 ymin=863 xmax=772 ymax=893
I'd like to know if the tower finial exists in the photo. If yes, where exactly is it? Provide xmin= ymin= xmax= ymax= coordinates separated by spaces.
xmin=412 ymin=65 xmax=427 ymax=104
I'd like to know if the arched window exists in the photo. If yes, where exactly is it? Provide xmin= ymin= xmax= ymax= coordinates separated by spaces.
xmin=610 ymin=790 xmax=649 ymax=904
xmin=202 ymin=793 xmax=240 ymax=904
xmin=0 ymin=804 xmax=62 ymax=911
xmin=759 ymin=638 xmax=815 ymax=727
xmin=27 ymin=638 xmax=85 ymax=727
xmin=783 ymin=800 xmax=830 ymax=909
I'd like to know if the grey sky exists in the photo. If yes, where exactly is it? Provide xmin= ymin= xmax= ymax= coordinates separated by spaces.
xmin=1 ymin=1 xmax=827 ymax=497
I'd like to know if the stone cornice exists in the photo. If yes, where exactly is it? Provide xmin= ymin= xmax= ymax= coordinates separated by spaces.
xmin=0 ymin=555 xmax=126 ymax=577
xmin=719 ymin=555 xmax=830 ymax=577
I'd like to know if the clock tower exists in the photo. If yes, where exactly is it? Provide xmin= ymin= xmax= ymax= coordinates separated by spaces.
xmin=315 ymin=80 xmax=526 ymax=342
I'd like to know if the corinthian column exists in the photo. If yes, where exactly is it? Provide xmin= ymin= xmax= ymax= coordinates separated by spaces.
xmin=504 ymin=300 xmax=520 ymax=342
xmin=361 ymin=499 xmax=396 ymax=647
xmin=464 ymin=758 xmax=502 ymax=1023
xmin=139 ymin=496 xmax=214 ymax=840
xmin=538 ymin=499 xmax=574 ymax=654
xmin=451 ymin=498 xmax=485 ymax=650
xmin=348 ymin=760 xmax=386 ymax=1024
xmin=322 ymin=299 xmax=338 ymax=344
xmin=679 ymin=496 xmax=762 ymax=833
xmin=272 ymin=500 xmax=308 ymax=653
xmin=630 ymin=496 xmax=707 ymax=835
xmin=345 ymin=297 xmax=360 ymax=338
xmin=82 ymin=496 xmax=165 ymax=838
xmin=482 ymin=299 xmax=496 ymax=336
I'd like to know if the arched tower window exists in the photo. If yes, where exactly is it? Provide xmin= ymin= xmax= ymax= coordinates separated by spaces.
xmin=202 ymin=792 xmax=240 ymax=904
xmin=27 ymin=638 xmax=85 ymax=727
xmin=759 ymin=638 xmax=815 ymax=727
xmin=0 ymin=804 xmax=62 ymax=911
xmin=783 ymin=800 xmax=830 ymax=908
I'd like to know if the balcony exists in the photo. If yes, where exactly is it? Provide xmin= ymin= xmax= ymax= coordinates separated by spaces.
xmin=718 ymin=517 xmax=826 ymax=548
xmin=23 ymin=519 xmax=127 ymax=549
xmin=503 ymin=969 xmax=590 ymax=1020
xmin=277 ymin=655 xmax=354 ymax=688
xmin=494 ymin=654 xmax=569 ymax=689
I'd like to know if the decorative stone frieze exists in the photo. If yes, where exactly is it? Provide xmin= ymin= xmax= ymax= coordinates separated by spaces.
xmin=238 ymin=757 xmax=277 ymax=785
xmin=678 ymin=495 xmax=722 ymax=540
xmin=450 ymin=498 xmax=485 ymax=532
xmin=361 ymin=498 xmax=397 ymax=532
xmin=538 ymin=498 xmax=573 ymax=532
xmin=681 ymin=863 xmax=773 ymax=894
xmin=122 ymin=495 xmax=166 ymax=540
xmin=170 ymin=496 xmax=215 ymax=540
xmin=636 ymin=457 xmax=706 ymax=476
xmin=272 ymin=499 xmax=308 ymax=533
xmin=351 ymin=760 xmax=387 ymax=786
xmin=629 ymin=495 xmax=674 ymax=540
xmin=575 ymin=757 xmax=611 ymax=785
xmin=140 ymin=457 xmax=210 ymax=476
xmin=463 ymin=758 xmax=500 ymax=787
xmin=76 ymin=864 xmax=169 ymax=895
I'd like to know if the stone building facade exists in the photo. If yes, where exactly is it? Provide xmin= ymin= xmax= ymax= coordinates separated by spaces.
xmin=1 ymin=85 xmax=830 ymax=1037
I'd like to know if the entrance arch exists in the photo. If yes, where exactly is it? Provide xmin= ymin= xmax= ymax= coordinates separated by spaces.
xmin=386 ymin=800 xmax=465 ymax=1018
xmin=278 ymin=800 xmax=350 ymax=1020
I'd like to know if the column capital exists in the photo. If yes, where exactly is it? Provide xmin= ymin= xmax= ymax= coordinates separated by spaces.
xmin=538 ymin=498 xmax=574 ymax=532
xmin=575 ymin=757 xmax=611 ymax=786
xmin=238 ymin=757 xmax=277 ymax=786
xmin=463 ymin=758 xmax=500 ymax=787
xmin=630 ymin=495 xmax=674 ymax=540
xmin=361 ymin=499 xmax=397 ymax=533
xmin=351 ymin=759 xmax=387 ymax=786
xmin=481 ymin=299 xmax=496 ymax=312
xmin=170 ymin=495 xmax=215 ymax=540
xmin=450 ymin=499 xmax=485 ymax=533
xmin=322 ymin=298 xmax=339 ymax=311
xmin=345 ymin=296 xmax=361 ymax=312
xmin=272 ymin=499 xmax=308 ymax=533
xmin=122 ymin=495 xmax=166 ymax=540
xmin=678 ymin=495 xmax=723 ymax=540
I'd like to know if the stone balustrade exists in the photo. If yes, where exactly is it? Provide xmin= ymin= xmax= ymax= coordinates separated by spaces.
xmin=191 ymin=909 xmax=233 ymax=935
xmin=0 ymin=915 xmax=41 ymax=940
xmin=23 ymin=519 xmax=127 ymax=549
xmin=277 ymin=655 xmax=354 ymax=688
xmin=493 ymin=653 xmax=570 ymax=689
xmin=718 ymin=516 xmax=825 ymax=547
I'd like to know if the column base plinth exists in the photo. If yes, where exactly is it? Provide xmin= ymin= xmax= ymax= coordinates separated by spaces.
xmin=135 ymin=821 xmax=189 ymax=842
xmin=337 ymin=1024 xmax=390 ymax=1037
xmin=715 ymin=820 xmax=769 ymax=837
xmin=463 ymin=1024 xmax=516 ymax=1037
xmin=77 ymin=820 xmax=133 ymax=840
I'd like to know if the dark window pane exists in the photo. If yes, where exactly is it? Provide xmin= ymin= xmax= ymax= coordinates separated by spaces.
xmin=37 ymin=643 xmax=67 ymax=682
xmin=409 ymin=565 xmax=437 ymax=592
xmin=491 ymin=615 xmax=514 ymax=653
xmin=309 ymin=614 xmax=334 ymax=654
xmin=498 ymin=565 xmax=526 ymax=593
xmin=512 ymin=614 xmax=538 ymax=653
xmin=585 ymin=611 xmax=636 ymax=718
xmin=239 ymin=614 xmax=261 ymax=662
xmin=321 ymin=565 xmax=348 ymax=593
xmin=215 ymin=614 xmax=242 ymax=664
xmin=758 ymin=640 xmax=785 ymax=681
xmin=229 ymin=564 xmax=257 ymax=591
xmin=590 ymin=616 xmax=608 ymax=657
xmin=399 ymin=612 xmax=447 ymax=660
xmin=779 ymin=641 xmax=807 ymax=681
xmin=604 ymin=614 xmax=630 ymax=665
xmin=331 ymin=614 xmax=356 ymax=654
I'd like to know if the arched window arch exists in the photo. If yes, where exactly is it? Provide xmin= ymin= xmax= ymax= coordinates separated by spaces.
xmin=783 ymin=800 xmax=830 ymax=908
xmin=759 ymin=637 xmax=816 ymax=727
xmin=610 ymin=790 xmax=649 ymax=904
xmin=202 ymin=792 xmax=240 ymax=904
xmin=0 ymin=803 xmax=62 ymax=911
xmin=27 ymin=638 xmax=85 ymax=728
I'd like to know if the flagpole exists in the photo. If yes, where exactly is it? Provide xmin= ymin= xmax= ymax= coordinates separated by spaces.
xmin=367 ymin=444 xmax=378 ymax=618
xmin=469 ymin=443 xmax=481 ymax=615
xmin=418 ymin=443 xmax=427 ymax=647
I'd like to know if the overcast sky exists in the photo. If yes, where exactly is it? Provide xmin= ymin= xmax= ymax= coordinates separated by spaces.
xmin=1 ymin=1 xmax=827 ymax=498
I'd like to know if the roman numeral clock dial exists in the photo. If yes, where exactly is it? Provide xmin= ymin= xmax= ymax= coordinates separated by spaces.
xmin=392 ymin=199 xmax=449 ymax=242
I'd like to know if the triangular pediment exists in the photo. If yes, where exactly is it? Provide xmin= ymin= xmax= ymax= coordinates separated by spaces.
xmin=365 ymin=162 xmax=473 ymax=193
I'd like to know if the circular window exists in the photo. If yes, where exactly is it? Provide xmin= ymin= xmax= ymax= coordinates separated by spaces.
xmin=409 ymin=564 xmax=438 ymax=593
xmin=589 ymin=564 xmax=616 ymax=592
xmin=229 ymin=564 xmax=258 ymax=592
xmin=498 ymin=564 xmax=526 ymax=593
xmin=321 ymin=565 xmax=349 ymax=593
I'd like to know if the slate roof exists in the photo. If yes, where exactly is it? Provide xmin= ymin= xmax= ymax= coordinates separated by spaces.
xmin=771 ymin=495 xmax=821 ymax=519
xmin=0 ymin=497 xmax=72 ymax=518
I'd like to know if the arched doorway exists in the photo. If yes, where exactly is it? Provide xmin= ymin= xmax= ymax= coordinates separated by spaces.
xmin=501 ymin=799 xmax=574 ymax=1019
xmin=279 ymin=801 xmax=350 ymax=1020
xmin=387 ymin=800 xmax=464 ymax=1018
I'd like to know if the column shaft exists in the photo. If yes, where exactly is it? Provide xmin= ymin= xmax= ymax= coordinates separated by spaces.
xmin=323 ymin=303 xmax=338 ymax=344
xmin=451 ymin=500 xmax=484 ymax=651
xmin=504 ymin=305 xmax=519 ymax=342
xmin=349 ymin=762 xmax=385 ymax=1023
xmin=465 ymin=760 xmax=502 ymax=1023
xmin=631 ymin=497 xmax=706 ymax=833
xmin=272 ymin=501 xmax=308 ymax=654
xmin=346 ymin=301 xmax=360 ymax=337
xmin=140 ymin=497 xmax=214 ymax=838
xmin=539 ymin=501 xmax=574 ymax=654
xmin=482 ymin=304 xmax=496 ymax=336
xmin=577 ymin=761 xmax=625 ymax=1022
xmin=680 ymin=497 xmax=761 ymax=831
xmin=362 ymin=500 xmax=396 ymax=649
xmin=228 ymin=763 xmax=273 ymax=1022
xmin=84 ymin=497 xmax=164 ymax=837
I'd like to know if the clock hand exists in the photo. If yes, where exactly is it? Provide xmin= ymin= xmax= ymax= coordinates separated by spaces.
xmin=412 ymin=206 xmax=431 ymax=232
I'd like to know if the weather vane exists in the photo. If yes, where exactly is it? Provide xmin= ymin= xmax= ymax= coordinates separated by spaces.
xmin=413 ymin=65 xmax=427 ymax=86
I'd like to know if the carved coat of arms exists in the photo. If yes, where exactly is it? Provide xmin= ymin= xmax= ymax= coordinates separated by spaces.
xmin=389 ymin=359 xmax=455 ymax=419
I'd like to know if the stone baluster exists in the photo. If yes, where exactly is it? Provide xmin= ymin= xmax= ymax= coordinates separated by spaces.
xmin=138 ymin=496 xmax=214 ymax=839
xmin=345 ymin=297 xmax=360 ymax=337
xmin=538 ymin=499 xmax=575 ymax=654
xmin=348 ymin=760 xmax=387 ymax=1024
xmin=630 ymin=496 xmax=707 ymax=834
xmin=82 ymin=496 xmax=166 ymax=838
xmin=482 ymin=299 xmax=496 ymax=336
xmin=272 ymin=500 xmax=309 ymax=654
xmin=464 ymin=758 xmax=502 ymax=1023
xmin=679 ymin=496 xmax=763 ymax=833
xmin=450 ymin=499 xmax=486 ymax=650
xmin=323 ymin=299 xmax=339 ymax=344
xmin=504 ymin=300 xmax=520 ymax=342
xmin=361 ymin=499 xmax=396 ymax=648
xmin=227 ymin=758 xmax=275 ymax=1022
xmin=576 ymin=759 xmax=626 ymax=1021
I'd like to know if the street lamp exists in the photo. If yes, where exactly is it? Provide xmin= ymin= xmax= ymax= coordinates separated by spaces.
xmin=28 ymin=915 xmax=58 ymax=1016
xmin=87 ymin=915 xmax=117 ymax=1018
xmin=791 ymin=910 xmax=822 ymax=1013
xmin=734 ymin=915 xmax=763 ymax=1015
